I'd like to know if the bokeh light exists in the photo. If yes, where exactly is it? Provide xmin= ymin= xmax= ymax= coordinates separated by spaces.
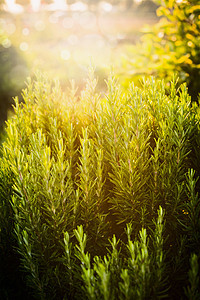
xmin=60 ymin=49 xmax=71 ymax=60
xmin=2 ymin=37 xmax=11 ymax=48
xmin=20 ymin=41 xmax=28 ymax=51
xmin=22 ymin=27 xmax=30 ymax=36
xmin=0 ymin=0 xmax=158 ymax=100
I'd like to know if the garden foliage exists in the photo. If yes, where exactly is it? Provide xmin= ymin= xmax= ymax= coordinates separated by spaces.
xmin=120 ymin=0 xmax=200 ymax=100
xmin=0 ymin=72 xmax=200 ymax=299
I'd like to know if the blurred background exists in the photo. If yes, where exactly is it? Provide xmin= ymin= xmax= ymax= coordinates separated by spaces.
xmin=0 ymin=0 xmax=158 ymax=128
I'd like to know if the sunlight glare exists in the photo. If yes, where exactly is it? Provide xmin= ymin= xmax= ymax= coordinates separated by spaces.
xmin=30 ymin=0 xmax=41 ymax=12
xmin=60 ymin=49 xmax=71 ymax=60
xmin=48 ymin=0 xmax=68 ymax=11
xmin=4 ymin=0 xmax=23 ymax=14
xmin=67 ymin=34 xmax=78 ymax=46
xmin=70 ymin=2 xmax=88 ymax=12
xmin=49 ymin=13 xmax=59 ymax=24
xmin=79 ymin=12 xmax=96 ymax=30
xmin=99 ymin=2 xmax=113 ymax=13
xmin=6 ymin=22 xmax=16 ymax=35
xmin=35 ymin=20 xmax=46 ymax=31
xmin=62 ymin=17 xmax=74 ymax=29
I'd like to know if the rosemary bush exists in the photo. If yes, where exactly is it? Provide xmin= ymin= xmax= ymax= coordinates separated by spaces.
xmin=0 ymin=72 xmax=200 ymax=299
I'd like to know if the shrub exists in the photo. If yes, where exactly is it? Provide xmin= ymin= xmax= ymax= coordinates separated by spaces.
xmin=119 ymin=0 xmax=200 ymax=100
xmin=0 ymin=72 xmax=200 ymax=298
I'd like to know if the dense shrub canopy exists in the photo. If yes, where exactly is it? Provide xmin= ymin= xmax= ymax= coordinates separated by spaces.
xmin=0 ymin=73 xmax=200 ymax=299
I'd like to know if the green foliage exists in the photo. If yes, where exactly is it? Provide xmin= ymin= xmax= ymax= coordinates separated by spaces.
xmin=185 ymin=253 xmax=200 ymax=300
xmin=120 ymin=0 xmax=200 ymax=100
xmin=180 ymin=169 xmax=200 ymax=250
xmin=0 ymin=73 xmax=200 ymax=298
xmin=74 ymin=207 xmax=166 ymax=300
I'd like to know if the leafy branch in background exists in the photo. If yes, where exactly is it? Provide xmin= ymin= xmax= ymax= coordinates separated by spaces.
xmin=120 ymin=0 xmax=200 ymax=100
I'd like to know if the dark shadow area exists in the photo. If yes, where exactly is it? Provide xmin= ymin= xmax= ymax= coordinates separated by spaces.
xmin=0 ymin=43 xmax=29 ymax=130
